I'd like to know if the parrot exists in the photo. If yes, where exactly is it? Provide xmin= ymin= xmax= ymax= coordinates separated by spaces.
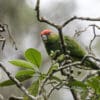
xmin=40 ymin=29 xmax=99 ymax=70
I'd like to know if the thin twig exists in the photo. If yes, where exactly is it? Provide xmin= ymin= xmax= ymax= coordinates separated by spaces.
xmin=55 ymin=55 xmax=96 ymax=72
xmin=0 ymin=24 xmax=6 ymax=50
xmin=74 ymin=24 xmax=100 ymax=55
xmin=74 ymin=26 xmax=90 ymax=38
xmin=89 ymin=25 xmax=96 ymax=52
xmin=47 ymin=78 xmax=70 ymax=98
xmin=70 ymin=88 xmax=79 ymax=100
xmin=39 ymin=70 xmax=55 ymax=95
xmin=62 ymin=16 xmax=100 ymax=27
xmin=47 ymin=82 xmax=63 ymax=98
xmin=57 ymin=28 xmax=66 ymax=53
xmin=4 ymin=24 xmax=18 ymax=50
xmin=89 ymin=24 xmax=100 ymax=53
xmin=9 ymin=96 xmax=23 ymax=100
xmin=0 ymin=35 xmax=6 ymax=50
xmin=0 ymin=24 xmax=5 ymax=32
xmin=35 ymin=0 xmax=59 ymax=29
xmin=81 ymin=55 xmax=100 ymax=64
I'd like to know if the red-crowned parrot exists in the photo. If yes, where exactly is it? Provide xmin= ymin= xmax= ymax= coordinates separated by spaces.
xmin=40 ymin=29 xmax=99 ymax=70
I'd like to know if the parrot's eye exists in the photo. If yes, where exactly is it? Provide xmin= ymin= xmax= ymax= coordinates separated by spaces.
xmin=42 ymin=35 xmax=48 ymax=41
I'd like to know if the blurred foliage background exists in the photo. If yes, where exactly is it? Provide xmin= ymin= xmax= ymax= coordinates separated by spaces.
xmin=0 ymin=0 xmax=100 ymax=100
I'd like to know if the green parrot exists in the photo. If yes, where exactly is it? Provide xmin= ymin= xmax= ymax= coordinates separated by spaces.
xmin=40 ymin=29 xmax=99 ymax=70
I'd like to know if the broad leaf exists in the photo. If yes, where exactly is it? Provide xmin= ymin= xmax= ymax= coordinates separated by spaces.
xmin=47 ymin=63 xmax=59 ymax=74
xmin=23 ymin=80 xmax=39 ymax=100
xmin=9 ymin=59 xmax=39 ymax=72
xmin=0 ymin=70 xmax=34 ymax=87
xmin=68 ymin=80 xmax=87 ymax=90
xmin=16 ymin=69 xmax=35 ymax=78
xmin=86 ymin=76 xmax=100 ymax=94
xmin=9 ymin=59 xmax=34 ymax=69
xmin=25 ymin=48 xmax=42 ymax=68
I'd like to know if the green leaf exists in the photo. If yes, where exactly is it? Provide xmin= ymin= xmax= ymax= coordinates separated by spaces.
xmin=80 ymin=89 xmax=88 ymax=100
xmin=0 ymin=70 xmax=34 ymax=87
xmin=16 ymin=69 xmax=35 ymax=78
xmin=47 ymin=63 xmax=59 ymax=74
xmin=69 ymin=80 xmax=87 ymax=90
xmin=9 ymin=59 xmax=39 ymax=72
xmin=86 ymin=76 xmax=100 ymax=94
xmin=25 ymin=48 xmax=42 ymax=68
xmin=29 ymin=80 xmax=39 ymax=96
xmin=23 ymin=80 xmax=39 ymax=100
xmin=9 ymin=59 xmax=35 ymax=69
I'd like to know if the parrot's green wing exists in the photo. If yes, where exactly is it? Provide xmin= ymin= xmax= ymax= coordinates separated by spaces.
xmin=64 ymin=36 xmax=86 ymax=59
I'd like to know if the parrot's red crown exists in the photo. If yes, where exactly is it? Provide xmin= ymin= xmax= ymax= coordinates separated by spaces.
xmin=40 ymin=29 xmax=52 ymax=35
